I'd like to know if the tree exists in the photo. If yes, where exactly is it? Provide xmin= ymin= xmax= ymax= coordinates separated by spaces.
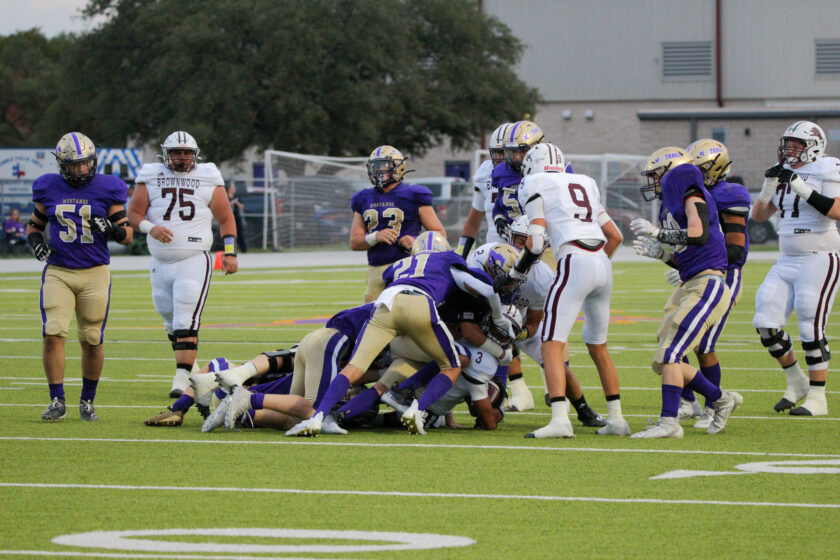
xmin=47 ymin=0 xmax=540 ymax=162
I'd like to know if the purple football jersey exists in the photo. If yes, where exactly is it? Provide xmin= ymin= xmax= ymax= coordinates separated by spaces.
xmin=383 ymin=251 xmax=492 ymax=307
xmin=491 ymin=163 xmax=523 ymax=224
xmin=707 ymin=179 xmax=751 ymax=269
xmin=32 ymin=173 xmax=127 ymax=268
xmin=659 ymin=164 xmax=727 ymax=281
xmin=325 ymin=303 xmax=375 ymax=342
xmin=350 ymin=183 xmax=433 ymax=266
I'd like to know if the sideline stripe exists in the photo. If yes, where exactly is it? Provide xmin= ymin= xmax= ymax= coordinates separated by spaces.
xmin=0 ymin=436 xmax=838 ymax=459
xmin=0 ymin=482 xmax=837 ymax=509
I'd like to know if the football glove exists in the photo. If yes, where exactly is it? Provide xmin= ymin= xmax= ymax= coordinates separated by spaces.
xmin=27 ymin=232 xmax=51 ymax=262
xmin=629 ymin=218 xmax=660 ymax=238
xmin=664 ymin=268 xmax=682 ymax=287
xmin=494 ymin=217 xmax=511 ymax=241
xmin=633 ymin=236 xmax=665 ymax=261
xmin=758 ymin=164 xmax=784 ymax=203
xmin=90 ymin=216 xmax=127 ymax=242
xmin=492 ymin=270 xmax=524 ymax=294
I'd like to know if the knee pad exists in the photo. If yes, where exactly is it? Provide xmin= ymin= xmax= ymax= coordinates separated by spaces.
xmin=262 ymin=349 xmax=295 ymax=374
xmin=757 ymin=328 xmax=792 ymax=358
xmin=79 ymin=327 xmax=103 ymax=346
xmin=651 ymin=361 xmax=664 ymax=375
xmin=802 ymin=338 xmax=831 ymax=370
xmin=173 ymin=329 xmax=199 ymax=351
xmin=167 ymin=332 xmax=176 ymax=350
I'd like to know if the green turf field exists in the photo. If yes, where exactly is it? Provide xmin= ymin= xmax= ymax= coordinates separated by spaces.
xmin=1 ymin=259 xmax=838 ymax=559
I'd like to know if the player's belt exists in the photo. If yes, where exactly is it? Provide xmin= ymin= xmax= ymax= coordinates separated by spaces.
xmin=461 ymin=372 xmax=484 ymax=385
xmin=571 ymin=239 xmax=605 ymax=251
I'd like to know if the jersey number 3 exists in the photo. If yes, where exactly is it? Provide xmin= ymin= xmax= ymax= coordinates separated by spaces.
xmin=161 ymin=188 xmax=196 ymax=221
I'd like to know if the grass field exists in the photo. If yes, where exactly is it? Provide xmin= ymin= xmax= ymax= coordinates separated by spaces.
xmin=0 ymin=258 xmax=838 ymax=559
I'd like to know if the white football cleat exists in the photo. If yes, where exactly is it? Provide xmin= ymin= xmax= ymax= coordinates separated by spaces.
xmin=677 ymin=397 xmax=702 ymax=420
xmin=190 ymin=372 xmax=218 ymax=408
xmin=525 ymin=419 xmax=574 ymax=439
xmin=693 ymin=406 xmax=715 ymax=429
xmin=321 ymin=414 xmax=348 ymax=435
xmin=380 ymin=389 xmax=410 ymax=415
xmin=285 ymin=412 xmax=323 ymax=437
xmin=202 ymin=397 xmax=229 ymax=433
xmin=506 ymin=376 xmax=535 ymax=412
xmin=215 ymin=369 xmax=242 ymax=393
xmin=224 ymin=386 xmax=253 ymax=430
xmin=596 ymin=418 xmax=631 ymax=436
xmin=790 ymin=393 xmax=828 ymax=416
xmin=401 ymin=400 xmax=427 ymax=435
xmin=631 ymin=416 xmax=683 ymax=439
xmin=707 ymin=391 xmax=743 ymax=434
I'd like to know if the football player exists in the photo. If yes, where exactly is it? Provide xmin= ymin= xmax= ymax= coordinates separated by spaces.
xmin=128 ymin=131 xmax=238 ymax=399
xmin=349 ymin=145 xmax=446 ymax=303
xmin=495 ymin=143 xmax=628 ymax=438
xmin=675 ymin=140 xmax=751 ymax=428
xmin=630 ymin=147 xmax=743 ymax=438
xmin=456 ymin=123 xmax=512 ymax=256
xmin=286 ymin=236 xmax=514 ymax=436
xmin=27 ymin=132 xmax=133 ymax=422
xmin=752 ymin=121 xmax=840 ymax=416
xmin=490 ymin=121 xmax=544 ymax=241
xmin=469 ymin=221 xmax=607 ymax=426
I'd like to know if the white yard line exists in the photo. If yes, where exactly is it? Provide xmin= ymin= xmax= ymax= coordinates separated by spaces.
xmin=0 ymin=481 xmax=837 ymax=509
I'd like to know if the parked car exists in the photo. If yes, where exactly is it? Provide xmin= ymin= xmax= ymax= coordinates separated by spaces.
xmin=748 ymin=191 xmax=779 ymax=245
xmin=411 ymin=176 xmax=471 ymax=226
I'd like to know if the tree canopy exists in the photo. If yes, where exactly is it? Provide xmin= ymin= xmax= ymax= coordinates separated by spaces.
xmin=1 ymin=0 xmax=539 ymax=162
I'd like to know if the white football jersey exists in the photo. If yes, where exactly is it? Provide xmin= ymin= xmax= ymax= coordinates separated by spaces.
xmin=467 ymin=242 xmax=551 ymax=317
xmin=520 ymin=172 xmax=606 ymax=250
xmin=471 ymin=159 xmax=503 ymax=244
xmin=135 ymin=162 xmax=224 ymax=262
xmin=427 ymin=340 xmax=499 ymax=416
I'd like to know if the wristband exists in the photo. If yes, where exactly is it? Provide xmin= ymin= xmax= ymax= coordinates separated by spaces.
xmin=479 ymin=338 xmax=507 ymax=360
xmin=517 ymin=326 xmax=530 ymax=341
xmin=138 ymin=220 xmax=154 ymax=234
xmin=223 ymin=235 xmax=236 ymax=256
xmin=365 ymin=231 xmax=379 ymax=247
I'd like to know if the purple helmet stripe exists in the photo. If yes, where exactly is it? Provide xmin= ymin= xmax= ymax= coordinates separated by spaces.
xmin=71 ymin=133 xmax=82 ymax=155
xmin=426 ymin=233 xmax=434 ymax=250
xmin=508 ymin=122 xmax=521 ymax=143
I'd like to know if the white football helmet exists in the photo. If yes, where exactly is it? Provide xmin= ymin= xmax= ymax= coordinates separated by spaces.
xmin=484 ymin=303 xmax=523 ymax=346
xmin=161 ymin=131 xmax=200 ymax=172
xmin=482 ymin=243 xmax=520 ymax=279
xmin=411 ymin=230 xmax=450 ymax=255
xmin=508 ymin=215 xmax=529 ymax=248
xmin=53 ymin=132 xmax=97 ymax=188
xmin=489 ymin=122 xmax=512 ymax=166
xmin=522 ymin=143 xmax=565 ymax=177
xmin=778 ymin=121 xmax=826 ymax=165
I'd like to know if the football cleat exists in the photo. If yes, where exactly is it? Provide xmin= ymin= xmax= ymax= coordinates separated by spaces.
xmin=677 ymin=397 xmax=703 ymax=420
xmin=707 ymin=391 xmax=743 ymax=434
xmin=201 ymin=397 xmax=230 ymax=433
xmin=506 ymin=376 xmax=535 ymax=412
xmin=41 ymin=397 xmax=66 ymax=422
xmin=401 ymin=400 xmax=427 ymax=435
xmin=144 ymin=407 xmax=184 ymax=427
xmin=189 ymin=372 xmax=218 ymax=408
xmin=169 ymin=369 xmax=190 ymax=399
xmin=775 ymin=374 xmax=810 ymax=412
xmin=525 ymin=419 xmax=574 ymax=439
xmin=630 ymin=416 xmax=683 ymax=439
xmin=790 ymin=393 xmax=828 ymax=416
xmin=321 ymin=414 xmax=348 ymax=435
xmin=224 ymin=386 xmax=253 ymax=430
xmin=79 ymin=399 xmax=98 ymax=421
xmin=285 ymin=411 xmax=323 ymax=437
xmin=693 ymin=406 xmax=715 ymax=429
xmin=215 ymin=368 xmax=244 ymax=393
xmin=577 ymin=404 xmax=607 ymax=428
xmin=380 ymin=389 xmax=411 ymax=415
xmin=596 ymin=418 xmax=630 ymax=436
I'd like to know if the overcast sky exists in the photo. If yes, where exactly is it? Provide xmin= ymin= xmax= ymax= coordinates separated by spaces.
xmin=0 ymin=0 xmax=101 ymax=37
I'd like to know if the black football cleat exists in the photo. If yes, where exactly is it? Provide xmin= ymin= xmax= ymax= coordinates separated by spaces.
xmin=577 ymin=405 xmax=607 ymax=428
xmin=774 ymin=397 xmax=796 ymax=412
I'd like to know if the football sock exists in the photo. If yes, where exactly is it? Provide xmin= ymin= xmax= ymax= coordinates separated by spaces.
xmin=171 ymin=393 xmax=194 ymax=412
xmin=606 ymin=394 xmax=622 ymax=421
xmin=550 ymin=396 xmax=570 ymax=422
xmin=661 ymin=384 xmax=682 ymax=418
xmin=250 ymin=392 xmax=264 ymax=411
xmin=49 ymin=383 xmax=65 ymax=402
xmin=416 ymin=374 xmax=453 ymax=411
xmin=569 ymin=395 xmax=587 ymax=413
xmin=80 ymin=377 xmax=98 ymax=403
xmin=686 ymin=371 xmax=723 ymax=403
xmin=783 ymin=362 xmax=809 ymax=401
xmin=214 ymin=388 xmax=227 ymax=400
xmin=398 ymin=361 xmax=440 ymax=391
xmin=337 ymin=387 xmax=380 ymax=419
xmin=251 ymin=376 xmax=292 ymax=395
xmin=231 ymin=362 xmax=259 ymax=385
xmin=680 ymin=386 xmax=696 ymax=402
xmin=493 ymin=366 xmax=508 ymax=389
xmin=700 ymin=362 xmax=722 ymax=406
xmin=315 ymin=374 xmax=350 ymax=416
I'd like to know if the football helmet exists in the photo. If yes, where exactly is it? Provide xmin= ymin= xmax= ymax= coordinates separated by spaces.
xmin=367 ymin=145 xmax=407 ymax=191
xmin=482 ymin=243 xmax=520 ymax=279
xmin=686 ymin=139 xmax=731 ymax=187
xmin=777 ymin=121 xmax=826 ymax=165
xmin=508 ymin=215 xmax=529 ymax=248
xmin=411 ymin=230 xmax=450 ymax=255
xmin=53 ymin=132 xmax=97 ymax=188
xmin=522 ymin=143 xmax=565 ymax=177
xmin=161 ymin=131 xmax=200 ymax=173
xmin=640 ymin=147 xmax=694 ymax=201
xmin=504 ymin=120 xmax=545 ymax=174
xmin=484 ymin=303 xmax=523 ymax=347
xmin=489 ymin=122 xmax=512 ymax=166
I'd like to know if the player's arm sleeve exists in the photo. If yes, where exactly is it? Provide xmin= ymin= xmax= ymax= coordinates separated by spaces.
xmin=451 ymin=267 xmax=503 ymax=319
xmin=471 ymin=186 xmax=484 ymax=211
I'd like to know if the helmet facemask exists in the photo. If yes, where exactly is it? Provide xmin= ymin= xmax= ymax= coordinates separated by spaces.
xmin=640 ymin=169 xmax=664 ymax=201
xmin=777 ymin=137 xmax=808 ymax=166
xmin=367 ymin=159 xmax=398 ymax=192
xmin=165 ymin=148 xmax=198 ymax=173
